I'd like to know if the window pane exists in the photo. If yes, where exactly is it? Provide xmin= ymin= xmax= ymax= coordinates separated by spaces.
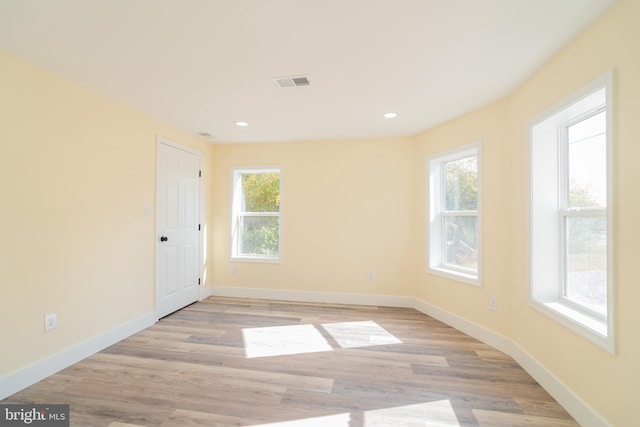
xmin=565 ymin=216 xmax=607 ymax=314
xmin=242 ymin=173 xmax=280 ymax=212
xmin=240 ymin=216 xmax=279 ymax=256
xmin=445 ymin=156 xmax=477 ymax=211
xmin=568 ymin=111 xmax=606 ymax=208
xmin=444 ymin=215 xmax=477 ymax=270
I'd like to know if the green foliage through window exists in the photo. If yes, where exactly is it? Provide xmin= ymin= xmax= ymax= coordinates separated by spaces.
xmin=443 ymin=155 xmax=478 ymax=270
xmin=445 ymin=156 xmax=477 ymax=211
xmin=234 ymin=170 xmax=281 ymax=258
xmin=242 ymin=173 xmax=280 ymax=212
xmin=240 ymin=216 xmax=279 ymax=256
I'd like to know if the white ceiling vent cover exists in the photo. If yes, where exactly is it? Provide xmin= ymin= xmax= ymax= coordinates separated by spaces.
xmin=273 ymin=75 xmax=310 ymax=88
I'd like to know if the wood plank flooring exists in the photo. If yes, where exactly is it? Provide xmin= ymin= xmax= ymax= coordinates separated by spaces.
xmin=2 ymin=297 xmax=579 ymax=426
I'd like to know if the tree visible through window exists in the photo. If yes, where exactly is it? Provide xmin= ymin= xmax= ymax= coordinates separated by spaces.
xmin=529 ymin=71 xmax=613 ymax=352
xmin=564 ymin=110 xmax=607 ymax=314
xmin=444 ymin=155 xmax=478 ymax=271
xmin=427 ymin=142 xmax=481 ymax=285
xmin=232 ymin=168 xmax=281 ymax=260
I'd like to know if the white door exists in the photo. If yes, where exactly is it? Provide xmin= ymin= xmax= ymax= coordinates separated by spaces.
xmin=156 ymin=138 xmax=201 ymax=318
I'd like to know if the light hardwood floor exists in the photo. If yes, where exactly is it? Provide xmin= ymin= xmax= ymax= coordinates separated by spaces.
xmin=3 ymin=297 xmax=579 ymax=426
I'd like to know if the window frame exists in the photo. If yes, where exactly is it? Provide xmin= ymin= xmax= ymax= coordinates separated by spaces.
xmin=427 ymin=142 xmax=482 ymax=286
xmin=559 ymin=106 xmax=608 ymax=320
xmin=529 ymin=71 xmax=614 ymax=353
xmin=230 ymin=166 xmax=283 ymax=263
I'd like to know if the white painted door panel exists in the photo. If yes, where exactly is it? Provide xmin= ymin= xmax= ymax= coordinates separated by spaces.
xmin=156 ymin=140 xmax=201 ymax=318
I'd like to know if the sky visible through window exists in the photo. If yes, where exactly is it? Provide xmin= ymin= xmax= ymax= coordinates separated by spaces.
xmin=568 ymin=110 xmax=607 ymax=208
xmin=565 ymin=109 xmax=608 ymax=314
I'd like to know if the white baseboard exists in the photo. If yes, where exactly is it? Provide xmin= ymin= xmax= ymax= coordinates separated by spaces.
xmin=2 ymin=286 xmax=610 ymax=427
xmin=199 ymin=286 xmax=214 ymax=300
xmin=407 ymin=297 xmax=513 ymax=355
xmin=210 ymin=286 xmax=610 ymax=427
xmin=508 ymin=342 xmax=610 ymax=427
xmin=0 ymin=311 xmax=156 ymax=401
xmin=210 ymin=286 xmax=414 ymax=307
xmin=406 ymin=297 xmax=609 ymax=427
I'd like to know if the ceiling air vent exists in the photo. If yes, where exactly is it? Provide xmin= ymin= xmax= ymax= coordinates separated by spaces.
xmin=273 ymin=75 xmax=310 ymax=88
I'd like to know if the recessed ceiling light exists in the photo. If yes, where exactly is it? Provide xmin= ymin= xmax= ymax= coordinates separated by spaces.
xmin=383 ymin=112 xmax=398 ymax=119
xmin=235 ymin=121 xmax=249 ymax=127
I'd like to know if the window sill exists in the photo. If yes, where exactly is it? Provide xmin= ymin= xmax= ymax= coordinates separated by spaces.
xmin=529 ymin=299 xmax=613 ymax=353
xmin=427 ymin=266 xmax=481 ymax=287
xmin=231 ymin=255 xmax=282 ymax=264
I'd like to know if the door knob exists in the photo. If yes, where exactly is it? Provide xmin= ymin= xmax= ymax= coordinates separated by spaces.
xmin=160 ymin=236 xmax=168 ymax=242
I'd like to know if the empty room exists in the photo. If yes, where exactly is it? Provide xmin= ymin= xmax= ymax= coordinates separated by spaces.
xmin=0 ymin=1 xmax=638 ymax=426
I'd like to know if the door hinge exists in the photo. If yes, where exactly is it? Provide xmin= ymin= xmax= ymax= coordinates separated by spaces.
xmin=198 ymin=224 xmax=201 ymax=231
xmin=199 ymin=170 xmax=202 ymax=177
xmin=198 ymin=278 xmax=201 ymax=285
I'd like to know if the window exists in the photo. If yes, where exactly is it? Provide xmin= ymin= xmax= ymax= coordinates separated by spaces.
xmin=231 ymin=168 xmax=281 ymax=261
xmin=427 ymin=142 xmax=481 ymax=285
xmin=530 ymin=71 xmax=613 ymax=352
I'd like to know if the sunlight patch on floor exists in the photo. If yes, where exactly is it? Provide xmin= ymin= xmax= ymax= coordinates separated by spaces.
xmin=321 ymin=320 xmax=402 ymax=348
xmin=245 ymin=401 xmax=460 ymax=426
xmin=251 ymin=413 xmax=352 ymax=426
xmin=242 ymin=324 xmax=333 ymax=358
xmin=364 ymin=400 xmax=460 ymax=427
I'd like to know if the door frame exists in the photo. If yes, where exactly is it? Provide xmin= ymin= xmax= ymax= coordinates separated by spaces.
xmin=155 ymin=135 xmax=203 ymax=320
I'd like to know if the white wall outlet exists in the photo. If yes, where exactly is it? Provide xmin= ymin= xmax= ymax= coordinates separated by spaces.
xmin=367 ymin=271 xmax=375 ymax=281
xmin=44 ymin=313 xmax=57 ymax=332
xmin=488 ymin=296 xmax=498 ymax=311
xmin=231 ymin=265 xmax=238 ymax=275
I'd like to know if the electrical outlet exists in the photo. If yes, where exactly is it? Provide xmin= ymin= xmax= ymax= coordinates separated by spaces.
xmin=367 ymin=271 xmax=375 ymax=281
xmin=231 ymin=265 xmax=238 ymax=275
xmin=45 ymin=313 xmax=57 ymax=332
xmin=488 ymin=296 xmax=498 ymax=311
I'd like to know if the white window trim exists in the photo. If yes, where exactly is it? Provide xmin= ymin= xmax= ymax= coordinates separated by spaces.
xmin=230 ymin=166 xmax=283 ymax=263
xmin=426 ymin=141 xmax=482 ymax=286
xmin=528 ymin=70 xmax=614 ymax=353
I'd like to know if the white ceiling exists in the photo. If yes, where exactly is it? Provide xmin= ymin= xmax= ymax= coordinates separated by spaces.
xmin=0 ymin=0 xmax=615 ymax=144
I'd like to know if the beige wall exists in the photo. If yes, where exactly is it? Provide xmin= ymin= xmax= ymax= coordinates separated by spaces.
xmin=410 ymin=1 xmax=639 ymax=425
xmin=210 ymin=137 xmax=415 ymax=297
xmin=412 ymin=99 xmax=512 ymax=337
xmin=508 ymin=1 xmax=639 ymax=425
xmin=0 ymin=50 xmax=214 ymax=377
xmin=2 ymin=0 xmax=638 ymax=424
